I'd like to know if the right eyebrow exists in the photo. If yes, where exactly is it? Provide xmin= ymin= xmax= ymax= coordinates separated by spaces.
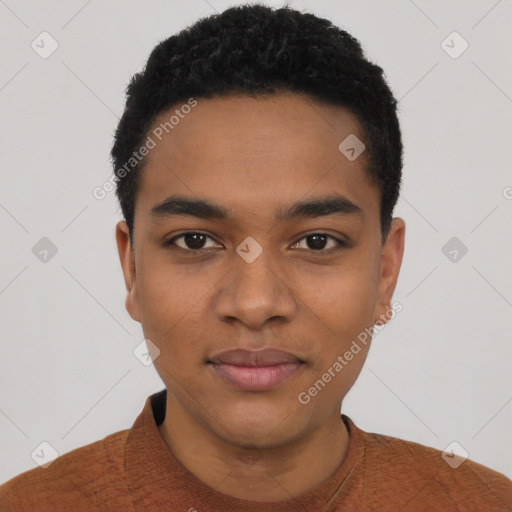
xmin=150 ymin=195 xmax=229 ymax=221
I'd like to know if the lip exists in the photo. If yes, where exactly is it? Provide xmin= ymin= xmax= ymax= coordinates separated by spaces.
xmin=209 ymin=362 xmax=304 ymax=391
xmin=208 ymin=348 xmax=304 ymax=366
xmin=207 ymin=348 xmax=305 ymax=391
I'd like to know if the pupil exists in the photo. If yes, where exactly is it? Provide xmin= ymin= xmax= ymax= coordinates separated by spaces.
xmin=185 ymin=233 xmax=205 ymax=249
xmin=308 ymin=234 xmax=327 ymax=250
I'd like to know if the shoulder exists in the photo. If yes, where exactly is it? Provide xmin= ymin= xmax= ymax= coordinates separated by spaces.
xmin=0 ymin=429 xmax=131 ymax=511
xmin=356 ymin=423 xmax=512 ymax=510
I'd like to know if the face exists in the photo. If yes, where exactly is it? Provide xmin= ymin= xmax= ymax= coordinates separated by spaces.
xmin=116 ymin=92 xmax=405 ymax=449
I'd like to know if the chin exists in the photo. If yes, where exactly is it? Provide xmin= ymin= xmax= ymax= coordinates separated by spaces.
xmin=211 ymin=401 xmax=309 ymax=448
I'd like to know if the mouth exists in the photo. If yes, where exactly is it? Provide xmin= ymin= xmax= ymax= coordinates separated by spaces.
xmin=206 ymin=347 xmax=306 ymax=392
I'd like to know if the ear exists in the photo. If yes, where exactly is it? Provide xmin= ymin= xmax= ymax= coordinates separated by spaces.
xmin=116 ymin=220 xmax=141 ymax=322
xmin=373 ymin=218 xmax=405 ymax=326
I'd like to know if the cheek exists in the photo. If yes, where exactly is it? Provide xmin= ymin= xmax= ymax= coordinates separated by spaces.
xmin=137 ymin=248 xmax=206 ymax=317
xmin=331 ymin=275 xmax=378 ymax=340
xmin=296 ymin=256 xmax=379 ymax=340
xmin=293 ymin=253 xmax=379 ymax=390
xmin=134 ymin=257 xmax=213 ymax=360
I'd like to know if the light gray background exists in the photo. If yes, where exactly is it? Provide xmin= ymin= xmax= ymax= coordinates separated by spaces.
xmin=1 ymin=0 xmax=511 ymax=484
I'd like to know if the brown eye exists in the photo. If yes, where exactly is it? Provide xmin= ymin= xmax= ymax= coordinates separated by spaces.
xmin=165 ymin=232 xmax=222 ymax=251
xmin=291 ymin=233 xmax=346 ymax=251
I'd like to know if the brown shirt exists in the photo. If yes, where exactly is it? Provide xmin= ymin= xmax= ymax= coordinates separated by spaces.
xmin=1 ymin=389 xmax=511 ymax=511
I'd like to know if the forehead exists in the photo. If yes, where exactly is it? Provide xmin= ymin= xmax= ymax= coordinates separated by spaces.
xmin=135 ymin=93 xmax=379 ymax=226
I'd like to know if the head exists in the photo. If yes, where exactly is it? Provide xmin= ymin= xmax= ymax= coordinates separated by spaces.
xmin=114 ymin=4 xmax=405 ymax=448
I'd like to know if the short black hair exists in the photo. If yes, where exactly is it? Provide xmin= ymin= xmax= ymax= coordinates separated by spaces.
xmin=111 ymin=3 xmax=403 ymax=245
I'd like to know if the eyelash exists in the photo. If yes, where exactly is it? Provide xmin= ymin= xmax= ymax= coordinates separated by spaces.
xmin=162 ymin=231 xmax=347 ymax=254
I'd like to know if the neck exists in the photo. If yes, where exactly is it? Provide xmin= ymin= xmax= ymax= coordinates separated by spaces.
xmin=157 ymin=394 xmax=349 ymax=502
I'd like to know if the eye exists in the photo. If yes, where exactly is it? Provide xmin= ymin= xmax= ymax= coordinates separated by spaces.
xmin=290 ymin=233 xmax=346 ymax=252
xmin=164 ymin=232 xmax=222 ymax=251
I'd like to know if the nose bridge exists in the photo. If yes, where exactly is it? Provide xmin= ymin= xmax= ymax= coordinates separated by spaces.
xmin=215 ymin=244 xmax=297 ymax=329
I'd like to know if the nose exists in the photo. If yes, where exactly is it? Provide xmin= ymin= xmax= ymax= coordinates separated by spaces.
xmin=215 ymin=249 xmax=298 ymax=331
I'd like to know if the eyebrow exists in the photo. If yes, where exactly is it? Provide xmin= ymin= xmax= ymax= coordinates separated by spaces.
xmin=150 ymin=194 xmax=364 ymax=222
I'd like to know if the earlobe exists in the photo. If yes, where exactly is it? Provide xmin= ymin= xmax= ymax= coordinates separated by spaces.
xmin=115 ymin=220 xmax=140 ymax=322
xmin=374 ymin=305 xmax=391 ymax=326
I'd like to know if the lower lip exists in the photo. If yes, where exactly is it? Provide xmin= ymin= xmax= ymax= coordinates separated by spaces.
xmin=208 ymin=362 xmax=304 ymax=391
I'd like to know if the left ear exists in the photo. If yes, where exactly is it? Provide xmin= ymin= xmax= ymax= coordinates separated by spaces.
xmin=373 ymin=217 xmax=405 ymax=326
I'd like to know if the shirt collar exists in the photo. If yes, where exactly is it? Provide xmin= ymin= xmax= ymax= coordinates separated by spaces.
xmin=125 ymin=389 xmax=364 ymax=510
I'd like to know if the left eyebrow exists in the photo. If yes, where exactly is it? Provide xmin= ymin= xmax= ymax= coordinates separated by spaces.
xmin=275 ymin=195 xmax=364 ymax=221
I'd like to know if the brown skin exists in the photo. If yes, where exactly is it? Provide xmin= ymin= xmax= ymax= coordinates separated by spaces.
xmin=116 ymin=92 xmax=405 ymax=502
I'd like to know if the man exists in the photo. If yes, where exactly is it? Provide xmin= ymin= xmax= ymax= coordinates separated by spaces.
xmin=1 ymin=4 xmax=511 ymax=511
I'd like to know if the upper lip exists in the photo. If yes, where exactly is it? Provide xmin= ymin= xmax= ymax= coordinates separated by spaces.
xmin=207 ymin=348 xmax=304 ymax=367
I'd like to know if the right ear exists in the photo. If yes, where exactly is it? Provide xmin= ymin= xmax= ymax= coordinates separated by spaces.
xmin=115 ymin=220 xmax=140 ymax=322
